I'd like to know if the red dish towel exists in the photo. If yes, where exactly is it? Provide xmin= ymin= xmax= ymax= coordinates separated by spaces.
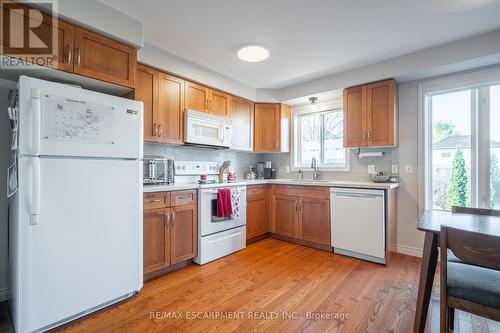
xmin=217 ymin=188 xmax=233 ymax=218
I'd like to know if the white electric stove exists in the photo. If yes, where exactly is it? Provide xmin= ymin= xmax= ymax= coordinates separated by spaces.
xmin=174 ymin=161 xmax=247 ymax=265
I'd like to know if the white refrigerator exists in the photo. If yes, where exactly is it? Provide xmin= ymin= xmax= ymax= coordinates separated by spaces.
xmin=9 ymin=76 xmax=144 ymax=332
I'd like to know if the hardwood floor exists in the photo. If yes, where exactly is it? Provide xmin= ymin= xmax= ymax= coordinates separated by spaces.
xmin=0 ymin=238 xmax=498 ymax=332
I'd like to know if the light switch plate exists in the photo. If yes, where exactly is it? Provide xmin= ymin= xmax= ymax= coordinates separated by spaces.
xmin=392 ymin=164 xmax=399 ymax=174
xmin=368 ymin=165 xmax=375 ymax=174
xmin=405 ymin=164 xmax=413 ymax=173
xmin=285 ymin=166 xmax=291 ymax=173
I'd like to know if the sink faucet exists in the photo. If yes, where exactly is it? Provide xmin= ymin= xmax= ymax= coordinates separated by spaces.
xmin=311 ymin=157 xmax=320 ymax=180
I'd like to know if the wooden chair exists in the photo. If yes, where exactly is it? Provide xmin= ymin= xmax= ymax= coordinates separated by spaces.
xmin=451 ymin=205 xmax=500 ymax=217
xmin=440 ymin=226 xmax=500 ymax=332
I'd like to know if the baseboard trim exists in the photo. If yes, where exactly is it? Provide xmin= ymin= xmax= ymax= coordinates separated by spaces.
xmin=0 ymin=287 xmax=10 ymax=302
xmin=396 ymin=244 xmax=423 ymax=258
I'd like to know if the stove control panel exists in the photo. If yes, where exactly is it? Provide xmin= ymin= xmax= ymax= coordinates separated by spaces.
xmin=174 ymin=161 xmax=219 ymax=176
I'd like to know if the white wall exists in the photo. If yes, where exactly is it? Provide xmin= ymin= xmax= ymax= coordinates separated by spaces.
xmin=258 ymin=28 xmax=500 ymax=102
xmin=396 ymin=81 xmax=424 ymax=256
xmin=0 ymin=79 xmax=16 ymax=300
xmin=35 ymin=0 xmax=143 ymax=48
xmin=139 ymin=43 xmax=257 ymax=101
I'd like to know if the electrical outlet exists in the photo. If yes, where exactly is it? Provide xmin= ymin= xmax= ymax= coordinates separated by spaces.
xmin=285 ymin=166 xmax=291 ymax=174
xmin=405 ymin=164 xmax=413 ymax=173
xmin=368 ymin=165 xmax=375 ymax=174
xmin=392 ymin=164 xmax=399 ymax=174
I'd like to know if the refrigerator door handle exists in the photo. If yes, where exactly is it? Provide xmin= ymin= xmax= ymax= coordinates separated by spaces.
xmin=31 ymin=88 xmax=42 ymax=156
xmin=31 ymin=158 xmax=41 ymax=225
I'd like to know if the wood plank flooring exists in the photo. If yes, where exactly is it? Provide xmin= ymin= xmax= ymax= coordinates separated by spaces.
xmin=0 ymin=238 xmax=498 ymax=332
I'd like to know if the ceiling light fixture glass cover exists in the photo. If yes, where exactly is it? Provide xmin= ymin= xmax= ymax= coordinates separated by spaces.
xmin=237 ymin=45 xmax=269 ymax=62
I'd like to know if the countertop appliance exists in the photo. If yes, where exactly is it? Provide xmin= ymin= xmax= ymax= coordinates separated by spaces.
xmin=174 ymin=161 xmax=246 ymax=265
xmin=184 ymin=109 xmax=232 ymax=149
xmin=143 ymin=155 xmax=174 ymax=185
xmin=330 ymin=187 xmax=386 ymax=264
xmin=9 ymin=76 xmax=143 ymax=332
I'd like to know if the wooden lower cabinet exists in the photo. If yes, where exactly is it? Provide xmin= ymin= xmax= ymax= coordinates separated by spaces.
xmin=143 ymin=209 xmax=170 ymax=274
xmin=171 ymin=205 xmax=197 ymax=264
xmin=143 ymin=191 xmax=197 ymax=276
xmin=247 ymin=195 xmax=269 ymax=240
xmin=272 ymin=195 xmax=299 ymax=238
xmin=299 ymin=198 xmax=331 ymax=246
xmin=270 ymin=185 xmax=331 ymax=249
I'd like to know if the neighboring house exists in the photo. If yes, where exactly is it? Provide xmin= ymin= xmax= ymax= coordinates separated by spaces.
xmin=432 ymin=135 xmax=500 ymax=209
xmin=433 ymin=135 xmax=500 ymax=168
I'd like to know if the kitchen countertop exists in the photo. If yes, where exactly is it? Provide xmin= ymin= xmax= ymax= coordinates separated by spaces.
xmin=143 ymin=179 xmax=399 ymax=192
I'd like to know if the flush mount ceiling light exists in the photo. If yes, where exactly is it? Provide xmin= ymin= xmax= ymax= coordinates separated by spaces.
xmin=237 ymin=45 xmax=269 ymax=62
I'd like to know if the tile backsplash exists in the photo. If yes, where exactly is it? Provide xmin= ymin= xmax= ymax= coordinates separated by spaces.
xmin=144 ymin=143 xmax=265 ymax=179
xmin=262 ymin=147 xmax=398 ymax=181
xmin=145 ymin=143 xmax=398 ymax=182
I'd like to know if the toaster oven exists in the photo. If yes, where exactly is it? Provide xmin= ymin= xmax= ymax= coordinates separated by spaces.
xmin=143 ymin=156 xmax=174 ymax=185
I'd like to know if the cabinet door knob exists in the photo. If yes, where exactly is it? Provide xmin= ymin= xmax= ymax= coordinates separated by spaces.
xmin=172 ymin=212 xmax=176 ymax=220
xmin=166 ymin=212 xmax=170 ymax=221
xmin=153 ymin=124 xmax=158 ymax=137
xmin=158 ymin=125 xmax=163 ymax=137
xmin=367 ymin=131 xmax=371 ymax=141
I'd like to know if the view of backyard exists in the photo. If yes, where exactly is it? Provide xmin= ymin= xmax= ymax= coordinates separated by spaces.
xmin=431 ymin=85 xmax=500 ymax=210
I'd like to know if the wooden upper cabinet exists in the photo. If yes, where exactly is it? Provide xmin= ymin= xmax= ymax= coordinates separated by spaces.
xmin=299 ymin=198 xmax=331 ymax=246
xmin=366 ymin=80 xmax=396 ymax=146
xmin=254 ymin=103 xmax=290 ymax=152
xmin=184 ymin=82 xmax=231 ymax=116
xmin=135 ymin=65 xmax=158 ymax=142
xmin=0 ymin=4 xmax=75 ymax=72
xmin=272 ymin=195 xmax=299 ymax=239
xmin=170 ymin=205 xmax=197 ymax=264
xmin=210 ymin=90 xmax=231 ymax=117
xmin=184 ymin=81 xmax=210 ymax=113
xmin=0 ymin=4 xmax=137 ymax=87
xmin=157 ymin=73 xmax=185 ymax=144
xmin=343 ymin=85 xmax=367 ymax=148
xmin=143 ymin=209 xmax=170 ymax=274
xmin=51 ymin=20 xmax=75 ymax=72
xmin=73 ymin=27 xmax=136 ymax=88
xmin=230 ymin=97 xmax=254 ymax=151
xmin=343 ymin=79 xmax=397 ymax=148
xmin=134 ymin=65 xmax=185 ymax=144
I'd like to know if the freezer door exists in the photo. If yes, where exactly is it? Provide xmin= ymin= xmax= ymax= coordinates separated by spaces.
xmin=15 ymin=157 xmax=142 ymax=332
xmin=18 ymin=76 xmax=143 ymax=159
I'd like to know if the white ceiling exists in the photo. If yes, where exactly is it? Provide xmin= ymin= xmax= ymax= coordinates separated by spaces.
xmin=98 ymin=0 xmax=500 ymax=89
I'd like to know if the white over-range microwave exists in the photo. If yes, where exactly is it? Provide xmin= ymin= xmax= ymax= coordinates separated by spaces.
xmin=184 ymin=109 xmax=232 ymax=148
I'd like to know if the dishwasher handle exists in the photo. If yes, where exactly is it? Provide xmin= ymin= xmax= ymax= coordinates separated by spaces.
xmin=331 ymin=192 xmax=383 ymax=199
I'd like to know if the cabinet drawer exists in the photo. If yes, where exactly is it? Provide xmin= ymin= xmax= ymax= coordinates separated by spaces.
xmin=144 ymin=192 xmax=170 ymax=210
xmin=171 ymin=190 xmax=197 ymax=206
xmin=271 ymin=185 xmax=329 ymax=200
xmin=247 ymin=185 xmax=268 ymax=198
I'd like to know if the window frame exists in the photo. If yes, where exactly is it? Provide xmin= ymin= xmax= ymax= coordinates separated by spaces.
xmin=418 ymin=66 xmax=500 ymax=214
xmin=291 ymin=99 xmax=350 ymax=172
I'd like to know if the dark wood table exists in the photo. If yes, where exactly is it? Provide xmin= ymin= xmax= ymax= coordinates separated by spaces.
xmin=413 ymin=210 xmax=500 ymax=333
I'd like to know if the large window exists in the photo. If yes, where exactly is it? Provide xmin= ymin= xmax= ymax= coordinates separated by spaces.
xmin=293 ymin=108 xmax=349 ymax=170
xmin=424 ymin=78 xmax=500 ymax=210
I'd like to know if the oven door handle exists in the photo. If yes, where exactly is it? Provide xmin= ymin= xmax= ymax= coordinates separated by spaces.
xmin=202 ymin=187 xmax=246 ymax=194
xmin=202 ymin=189 xmax=221 ymax=194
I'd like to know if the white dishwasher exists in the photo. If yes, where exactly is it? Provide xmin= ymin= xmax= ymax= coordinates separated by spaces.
xmin=330 ymin=187 xmax=386 ymax=264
